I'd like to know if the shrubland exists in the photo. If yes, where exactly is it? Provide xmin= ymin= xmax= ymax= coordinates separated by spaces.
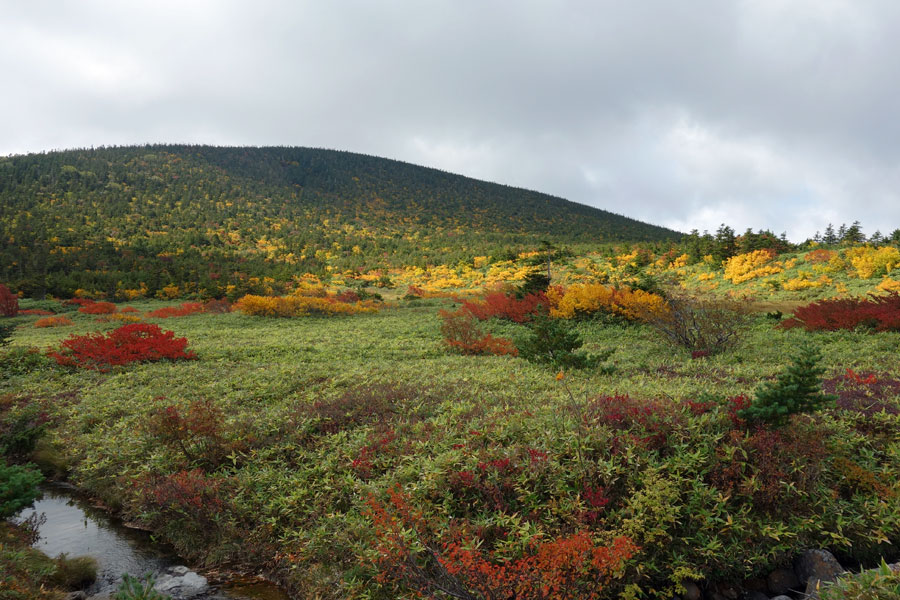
xmin=1 ymin=287 xmax=898 ymax=599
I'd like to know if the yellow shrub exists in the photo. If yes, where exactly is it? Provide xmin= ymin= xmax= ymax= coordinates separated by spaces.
xmin=846 ymin=245 xmax=900 ymax=279
xmin=157 ymin=284 xmax=181 ymax=300
xmin=234 ymin=294 xmax=379 ymax=317
xmin=550 ymin=284 xmax=666 ymax=321
xmin=723 ymin=250 xmax=782 ymax=283
xmin=696 ymin=273 xmax=717 ymax=281
xmin=97 ymin=313 xmax=143 ymax=323
xmin=782 ymin=273 xmax=833 ymax=291
xmin=877 ymin=277 xmax=900 ymax=293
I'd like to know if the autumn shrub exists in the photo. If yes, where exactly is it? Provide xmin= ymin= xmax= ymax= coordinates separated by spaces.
xmin=583 ymin=394 xmax=680 ymax=451
xmin=146 ymin=399 xmax=230 ymax=470
xmin=62 ymin=298 xmax=96 ymax=307
xmin=133 ymin=469 xmax=226 ymax=547
xmin=515 ymin=315 xmax=610 ymax=370
xmin=203 ymin=298 xmax=232 ymax=313
xmin=295 ymin=382 xmax=442 ymax=437
xmin=145 ymin=302 xmax=205 ymax=318
xmin=548 ymin=284 xmax=666 ymax=322
xmin=781 ymin=293 xmax=900 ymax=332
xmin=708 ymin=426 xmax=828 ymax=511
xmin=805 ymin=248 xmax=837 ymax=264
xmin=97 ymin=313 xmax=143 ymax=323
xmin=439 ymin=308 xmax=518 ymax=356
xmin=0 ymin=283 xmax=18 ymax=317
xmin=48 ymin=323 xmax=197 ymax=370
xmin=234 ymin=293 xmax=378 ymax=317
xmin=845 ymin=245 xmax=900 ymax=279
xmin=364 ymin=485 xmax=637 ymax=600
xmin=640 ymin=291 xmax=747 ymax=355
xmin=19 ymin=309 xmax=55 ymax=316
xmin=460 ymin=290 xmax=550 ymax=323
xmin=78 ymin=301 xmax=117 ymax=315
xmin=722 ymin=249 xmax=782 ymax=283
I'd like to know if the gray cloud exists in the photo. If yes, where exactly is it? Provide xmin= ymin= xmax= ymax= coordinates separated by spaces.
xmin=3 ymin=0 xmax=900 ymax=240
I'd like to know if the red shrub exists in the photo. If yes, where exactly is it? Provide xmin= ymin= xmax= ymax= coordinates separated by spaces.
xmin=781 ymin=293 xmax=900 ymax=332
xmin=461 ymin=291 xmax=549 ymax=323
xmin=804 ymin=248 xmax=836 ymax=264
xmin=48 ymin=323 xmax=197 ymax=370
xmin=134 ymin=469 xmax=225 ymax=537
xmin=583 ymin=394 xmax=679 ymax=450
xmin=63 ymin=298 xmax=96 ymax=307
xmin=120 ymin=306 xmax=139 ymax=313
xmin=365 ymin=486 xmax=637 ymax=600
xmin=78 ymin=301 xmax=117 ymax=315
xmin=147 ymin=399 xmax=228 ymax=469
xmin=19 ymin=309 xmax=54 ymax=316
xmin=0 ymin=284 xmax=18 ymax=317
xmin=439 ymin=308 xmax=518 ymax=356
xmin=334 ymin=290 xmax=361 ymax=304
xmin=145 ymin=302 xmax=205 ymax=318
xmin=203 ymin=299 xmax=232 ymax=313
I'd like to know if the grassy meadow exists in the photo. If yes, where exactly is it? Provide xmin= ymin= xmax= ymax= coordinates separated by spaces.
xmin=2 ymin=282 xmax=900 ymax=599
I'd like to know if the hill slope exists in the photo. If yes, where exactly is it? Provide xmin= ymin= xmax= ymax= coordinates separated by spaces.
xmin=0 ymin=145 xmax=680 ymax=297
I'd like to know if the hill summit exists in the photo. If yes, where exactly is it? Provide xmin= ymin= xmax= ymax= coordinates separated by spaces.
xmin=0 ymin=145 xmax=679 ymax=297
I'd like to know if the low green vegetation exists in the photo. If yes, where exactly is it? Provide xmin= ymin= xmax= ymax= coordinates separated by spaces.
xmin=2 ymin=295 xmax=899 ymax=598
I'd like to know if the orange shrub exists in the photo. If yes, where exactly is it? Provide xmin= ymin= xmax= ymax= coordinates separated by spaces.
xmin=146 ymin=302 xmax=205 ymax=319
xmin=78 ymin=301 xmax=117 ymax=315
xmin=804 ymin=248 xmax=836 ymax=264
xmin=34 ymin=316 xmax=74 ymax=328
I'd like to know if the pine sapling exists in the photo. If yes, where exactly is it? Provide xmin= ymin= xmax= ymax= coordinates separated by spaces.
xmin=739 ymin=343 xmax=836 ymax=427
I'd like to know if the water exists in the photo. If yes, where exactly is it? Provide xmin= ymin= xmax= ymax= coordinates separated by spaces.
xmin=14 ymin=483 xmax=289 ymax=599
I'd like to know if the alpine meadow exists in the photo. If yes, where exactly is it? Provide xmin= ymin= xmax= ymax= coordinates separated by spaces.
xmin=2 ymin=145 xmax=900 ymax=600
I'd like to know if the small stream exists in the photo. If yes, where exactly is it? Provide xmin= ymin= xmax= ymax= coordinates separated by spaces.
xmin=15 ymin=483 xmax=289 ymax=600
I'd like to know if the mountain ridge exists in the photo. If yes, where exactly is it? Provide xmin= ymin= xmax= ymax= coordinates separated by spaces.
xmin=0 ymin=144 xmax=680 ymax=297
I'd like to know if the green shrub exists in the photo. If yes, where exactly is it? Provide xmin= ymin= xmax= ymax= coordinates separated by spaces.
xmin=820 ymin=559 xmax=900 ymax=600
xmin=114 ymin=573 xmax=172 ymax=600
xmin=52 ymin=554 xmax=99 ymax=589
xmin=739 ymin=343 xmax=837 ymax=427
xmin=0 ymin=461 xmax=43 ymax=519
xmin=514 ymin=315 xmax=612 ymax=370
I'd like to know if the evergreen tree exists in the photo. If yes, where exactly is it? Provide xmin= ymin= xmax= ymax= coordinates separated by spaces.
xmin=843 ymin=221 xmax=864 ymax=244
xmin=739 ymin=343 xmax=836 ymax=427
xmin=822 ymin=223 xmax=837 ymax=245
xmin=837 ymin=223 xmax=848 ymax=242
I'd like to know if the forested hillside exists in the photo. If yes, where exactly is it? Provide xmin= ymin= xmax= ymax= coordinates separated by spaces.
xmin=0 ymin=145 xmax=679 ymax=298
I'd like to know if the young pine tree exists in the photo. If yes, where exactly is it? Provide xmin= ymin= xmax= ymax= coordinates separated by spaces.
xmin=739 ymin=343 xmax=836 ymax=427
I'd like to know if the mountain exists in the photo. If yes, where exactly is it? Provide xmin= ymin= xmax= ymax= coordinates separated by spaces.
xmin=0 ymin=145 xmax=680 ymax=297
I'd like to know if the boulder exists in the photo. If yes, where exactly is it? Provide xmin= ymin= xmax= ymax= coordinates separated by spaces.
xmin=766 ymin=567 xmax=800 ymax=596
xmin=744 ymin=592 xmax=769 ymax=600
xmin=794 ymin=549 xmax=844 ymax=588
xmin=682 ymin=581 xmax=702 ymax=600
xmin=153 ymin=566 xmax=210 ymax=599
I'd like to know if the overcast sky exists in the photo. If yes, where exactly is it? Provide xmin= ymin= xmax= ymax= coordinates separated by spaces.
xmin=3 ymin=1 xmax=899 ymax=240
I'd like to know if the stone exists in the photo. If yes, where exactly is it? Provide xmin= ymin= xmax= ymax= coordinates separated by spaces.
xmin=744 ymin=592 xmax=769 ymax=600
xmin=766 ymin=567 xmax=800 ymax=596
xmin=682 ymin=581 xmax=702 ymax=600
xmin=707 ymin=581 xmax=739 ymax=600
xmin=170 ymin=565 xmax=191 ymax=575
xmin=743 ymin=577 xmax=768 ymax=593
xmin=153 ymin=570 xmax=210 ymax=599
xmin=770 ymin=596 xmax=792 ymax=600
xmin=64 ymin=593 xmax=87 ymax=600
xmin=794 ymin=549 xmax=844 ymax=587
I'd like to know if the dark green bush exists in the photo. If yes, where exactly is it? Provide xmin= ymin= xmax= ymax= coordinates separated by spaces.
xmin=739 ymin=343 xmax=836 ymax=427
xmin=515 ymin=315 xmax=612 ymax=370
xmin=0 ymin=461 xmax=43 ymax=519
